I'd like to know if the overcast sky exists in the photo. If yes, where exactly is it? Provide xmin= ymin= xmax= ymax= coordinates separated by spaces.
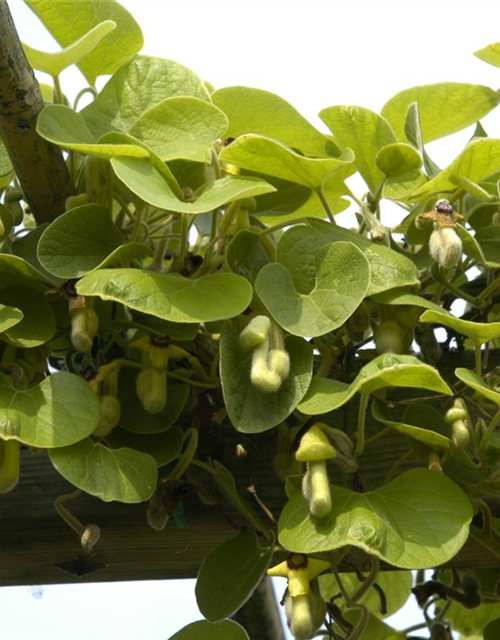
xmin=4 ymin=0 xmax=497 ymax=637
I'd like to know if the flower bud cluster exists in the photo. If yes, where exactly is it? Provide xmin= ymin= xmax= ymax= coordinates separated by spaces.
xmin=239 ymin=316 xmax=290 ymax=393
xmin=445 ymin=399 xmax=471 ymax=449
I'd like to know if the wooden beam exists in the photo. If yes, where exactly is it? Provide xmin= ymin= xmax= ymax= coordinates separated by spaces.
xmin=0 ymin=349 xmax=499 ymax=586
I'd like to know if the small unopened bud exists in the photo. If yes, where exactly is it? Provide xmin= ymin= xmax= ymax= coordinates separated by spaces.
xmin=80 ymin=524 xmax=100 ymax=555
xmin=374 ymin=320 xmax=412 ymax=354
xmin=268 ymin=348 xmax=290 ymax=379
xmin=239 ymin=315 xmax=271 ymax=350
xmin=235 ymin=444 xmax=248 ymax=458
xmin=429 ymin=227 xmax=462 ymax=269
xmin=250 ymin=339 xmax=282 ymax=393
xmin=446 ymin=399 xmax=471 ymax=449
xmin=71 ymin=307 xmax=98 ymax=352
xmin=93 ymin=395 xmax=121 ymax=437
xmin=136 ymin=368 xmax=167 ymax=413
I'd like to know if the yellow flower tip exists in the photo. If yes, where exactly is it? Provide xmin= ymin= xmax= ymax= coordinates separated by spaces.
xmin=266 ymin=560 xmax=289 ymax=578
xmin=239 ymin=315 xmax=271 ymax=350
xmin=296 ymin=424 xmax=337 ymax=462
xmin=306 ymin=558 xmax=330 ymax=581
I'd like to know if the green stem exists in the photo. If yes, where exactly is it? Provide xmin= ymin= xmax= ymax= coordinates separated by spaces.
xmin=432 ymin=266 xmax=477 ymax=306
xmin=150 ymin=224 xmax=173 ymax=271
xmin=260 ymin=217 xmax=311 ymax=237
xmin=478 ymin=407 xmax=500 ymax=471
xmin=354 ymin=393 xmax=369 ymax=456
xmin=170 ymin=428 xmax=198 ymax=480
xmin=332 ymin=567 xmax=369 ymax=640
xmin=52 ymin=74 xmax=64 ymax=104
xmin=178 ymin=213 xmax=190 ymax=269
xmin=477 ymin=272 xmax=500 ymax=307
xmin=54 ymin=490 xmax=84 ymax=535
xmin=316 ymin=186 xmax=336 ymax=223
xmin=132 ymin=204 xmax=145 ymax=242
xmin=73 ymin=86 xmax=98 ymax=110
xmin=475 ymin=341 xmax=483 ymax=377
xmin=165 ymin=370 xmax=219 ymax=388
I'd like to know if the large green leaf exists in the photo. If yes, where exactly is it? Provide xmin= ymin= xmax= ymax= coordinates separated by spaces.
xmin=111 ymin=157 xmax=275 ymax=213
xmin=455 ymin=368 xmax=500 ymax=407
xmin=25 ymin=0 xmax=143 ymax=85
xmin=212 ymin=86 xmax=338 ymax=157
xmin=0 ymin=372 xmax=99 ymax=447
xmin=37 ymin=105 xmax=150 ymax=160
xmin=375 ymin=142 xmax=427 ymax=200
xmin=23 ymin=20 xmax=116 ymax=77
xmin=319 ymin=570 xmax=412 ymax=619
xmin=420 ymin=309 xmax=500 ymax=345
xmin=219 ymin=134 xmax=354 ymax=189
xmin=220 ymin=322 xmax=313 ymax=433
xmin=320 ymin=106 xmax=397 ymax=192
xmin=308 ymin=219 xmax=419 ymax=295
xmin=0 ymin=304 xmax=23 ymax=334
xmin=11 ymin=225 xmax=66 ymax=285
xmin=49 ymin=439 xmax=157 ymax=503
xmin=195 ymin=532 xmax=273 ymax=621
xmin=37 ymin=204 xmax=123 ymax=278
xmin=475 ymin=226 xmax=500 ymax=267
xmin=129 ymin=97 xmax=228 ymax=163
xmin=444 ymin=601 xmax=500 ymax=637
xmin=0 ymin=287 xmax=55 ymax=347
xmin=105 ymin=426 xmax=183 ymax=467
xmin=411 ymin=139 xmax=500 ymax=199
xmin=298 ymin=353 xmax=451 ymax=415
xmin=168 ymin=620 xmax=249 ymax=640
xmin=381 ymin=83 xmax=500 ymax=143
xmin=77 ymin=269 xmax=252 ymax=323
xmin=81 ymin=56 xmax=209 ymax=138
xmin=0 ymin=253 xmax=52 ymax=290
xmin=279 ymin=468 xmax=472 ymax=568
xmin=255 ymin=240 xmax=370 ymax=337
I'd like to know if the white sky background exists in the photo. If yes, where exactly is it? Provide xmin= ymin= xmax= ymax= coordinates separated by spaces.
xmin=4 ymin=0 xmax=500 ymax=637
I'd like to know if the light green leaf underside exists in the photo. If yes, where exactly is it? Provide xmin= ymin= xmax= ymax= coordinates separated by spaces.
xmin=195 ymin=532 xmax=273 ymax=622
xmin=298 ymin=353 xmax=451 ymax=415
xmin=77 ymin=268 xmax=253 ymax=323
xmin=37 ymin=105 xmax=150 ymax=159
xmin=212 ymin=86 xmax=338 ymax=157
xmin=320 ymin=105 xmax=397 ymax=192
xmin=0 ymin=287 xmax=55 ymax=347
xmin=420 ymin=308 xmax=500 ymax=344
xmin=455 ymin=368 xmax=500 ymax=407
xmin=0 ymin=304 xmax=23 ymax=334
xmin=219 ymin=134 xmax=354 ymax=189
xmin=255 ymin=240 xmax=370 ymax=337
xmin=105 ymin=426 xmax=183 ymax=467
xmin=129 ymin=97 xmax=228 ymax=163
xmin=23 ymin=20 xmax=116 ymax=76
xmin=411 ymin=139 xmax=500 ymax=199
xmin=371 ymin=288 xmax=443 ymax=312
xmin=381 ymin=83 xmax=500 ymax=143
xmin=0 ymin=372 xmax=99 ymax=447
xmin=111 ymin=157 xmax=275 ymax=214
xmin=475 ymin=41 xmax=500 ymax=69
xmin=319 ymin=570 xmax=412 ymax=619
xmin=24 ymin=0 xmax=144 ymax=85
xmin=167 ymin=620 xmax=249 ymax=640
xmin=81 ymin=56 xmax=210 ymax=139
xmin=49 ymin=439 xmax=157 ymax=503
xmin=220 ymin=323 xmax=313 ymax=433
xmin=278 ymin=468 xmax=472 ymax=568
xmin=308 ymin=219 xmax=419 ymax=295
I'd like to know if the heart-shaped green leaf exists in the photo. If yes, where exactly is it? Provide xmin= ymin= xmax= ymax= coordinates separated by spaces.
xmin=298 ymin=353 xmax=451 ymax=415
xmin=0 ymin=372 xmax=99 ymax=447
xmin=37 ymin=105 xmax=150 ymax=159
xmin=255 ymin=240 xmax=370 ymax=337
xmin=0 ymin=254 xmax=50 ymax=290
xmin=220 ymin=322 xmax=313 ymax=433
xmin=167 ymin=620 xmax=249 ymax=640
xmin=319 ymin=570 xmax=412 ymax=619
xmin=118 ymin=369 xmax=190 ymax=434
xmin=11 ymin=225 xmax=66 ymax=285
xmin=372 ymin=399 xmax=451 ymax=452
xmin=213 ymin=86 xmax=337 ymax=157
xmin=81 ymin=56 xmax=210 ymax=138
xmin=455 ymin=368 xmax=500 ymax=407
xmin=420 ymin=309 xmax=500 ymax=345
xmin=195 ymin=532 xmax=273 ymax=622
xmin=105 ymin=426 xmax=183 ymax=467
xmin=129 ymin=97 xmax=228 ymax=163
xmin=37 ymin=204 xmax=123 ymax=278
xmin=219 ymin=134 xmax=354 ymax=189
xmin=23 ymin=20 xmax=116 ymax=76
xmin=411 ymin=139 xmax=500 ymax=200
xmin=0 ymin=287 xmax=55 ymax=347
xmin=77 ymin=269 xmax=252 ymax=323
xmin=25 ymin=0 xmax=144 ymax=85
xmin=307 ymin=219 xmax=419 ymax=295
xmin=49 ymin=438 xmax=157 ymax=503
xmin=381 ymin=83 xmax=500 ymax=143
xmin=320 ymin=106 xmax=397 ymax=192
xmin=0 ymin=304 xmax=23 ymax=334
xmin=278 ymin=468 xmax=472 ymax=568
xmin=111 ymin=157 xmax=275 ymax=214
xmin=375 ymin=142 xmax=426 ymax=200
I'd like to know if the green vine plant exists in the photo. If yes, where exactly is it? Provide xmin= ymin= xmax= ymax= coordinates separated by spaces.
xmin=5 ymin=1 xmax=500 ymax=638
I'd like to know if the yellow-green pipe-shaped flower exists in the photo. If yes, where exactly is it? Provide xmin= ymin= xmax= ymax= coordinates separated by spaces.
xmin=267 ymin=553 xmax=329 ymax=597
xmin=296 ymin=424 xmax=336 ymax=518
xmin=239 ymin=315 xmax=271 ymax=350
xmin=250 ymin=337 xmax=282 ymax=393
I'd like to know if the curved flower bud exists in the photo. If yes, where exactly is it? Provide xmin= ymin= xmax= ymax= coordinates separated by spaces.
xmin=70 ymin=306 xmax=98 ymax=352
xmin=239 ymin=315 xmax=271 ymax=350
xmin=429 ymin=227 xmax=462 ymax=269
xmin=136 ymin=368 xmax=167 ymax=414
